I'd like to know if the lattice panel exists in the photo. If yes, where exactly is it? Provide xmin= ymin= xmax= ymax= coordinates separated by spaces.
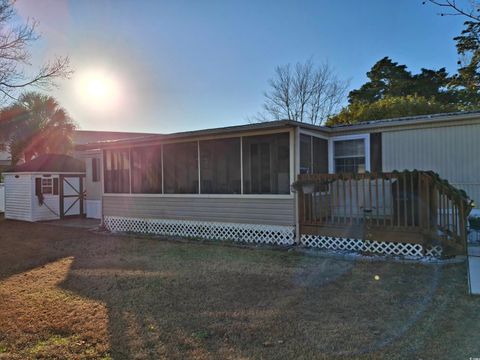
xmin=103 ymin=216 xmax=295 ymax=245
xmin=425 ymin=245 xmax=443 ymax=258
xmin=301 ymin=234 xmax=442 ymax=258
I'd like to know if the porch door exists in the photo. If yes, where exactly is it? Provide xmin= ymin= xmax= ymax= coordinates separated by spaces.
xmin=60 ymin=175 xmax=85 ymax=218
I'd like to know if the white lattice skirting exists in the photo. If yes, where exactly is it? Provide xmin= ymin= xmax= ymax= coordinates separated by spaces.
xmin=103 ymin=216 xmax=295 ymax=245
xmin=301 ymin=234 xmax=443 ymax=258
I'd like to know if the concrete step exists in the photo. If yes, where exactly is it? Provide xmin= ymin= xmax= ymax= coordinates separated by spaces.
xmin=468 ymin=245 xmax=480 ymax=295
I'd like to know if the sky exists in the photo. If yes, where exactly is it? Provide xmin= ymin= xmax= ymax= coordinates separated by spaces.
xmin=14 ymin=0 xmax=467 ymax=134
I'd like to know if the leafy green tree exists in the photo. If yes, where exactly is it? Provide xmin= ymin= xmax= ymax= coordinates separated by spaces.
xmin=424 ymin=1 xmax=480 ymax=106
xmin=0 ymin=92 xmax=76 ymax=165
xmin=452 ymin=21 xmax=480 ymax=105
xmin=348 ymin=57 xmax=456 ymax=105
xmin=328 ymin=1 xmax=480 ymax=126
xmin=327 ymin=95 xmax=460 ymax=126
xmin=348 ymin=57 xmax=412 ymax=103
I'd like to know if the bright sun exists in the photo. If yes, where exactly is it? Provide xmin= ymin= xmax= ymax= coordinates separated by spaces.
xmin=87 ymin=78 xmax=108 ymax=98
xmin=75 ymin=68 xmax=122 ymax=112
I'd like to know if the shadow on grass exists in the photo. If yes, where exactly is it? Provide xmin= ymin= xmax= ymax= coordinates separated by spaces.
xmin=58 ymin=240 xmax=445 ymax=359
xmin=1 ymin=219 xmax=479 ymax=359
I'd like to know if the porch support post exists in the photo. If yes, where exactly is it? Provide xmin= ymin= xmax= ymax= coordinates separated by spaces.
xmin=79 ymin=175 xmax=85 ymax=218
xmin=59 ymin=175 xmax=64 ymax=219
xmin=294 ymin=127 xmax=301 ymax=244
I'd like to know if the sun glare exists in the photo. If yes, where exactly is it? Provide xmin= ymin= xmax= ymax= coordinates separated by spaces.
xmin=75 ymin=68 xmax=123 ymax=112
xmin=87 ymin=78 xmax=108 ymax=98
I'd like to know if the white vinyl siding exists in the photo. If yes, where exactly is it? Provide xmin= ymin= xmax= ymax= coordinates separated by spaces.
xmin=31 ymin=175 xmax=60 ymax=221
xmin=382 ymin=123 xmax=480 ymax=208
xmin=4 ymin=174 xmax=33 ymax=221
xmin=103 ymin=196 xmax=295 ymax=226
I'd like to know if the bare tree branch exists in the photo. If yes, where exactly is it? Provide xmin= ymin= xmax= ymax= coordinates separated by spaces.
xmin=256 ymin=59 xmax=348 ymax=125
xmin=0 ymin=0 xmax=72 ymax=105
xmin=424 ymin=0 xmax=480 ymax=21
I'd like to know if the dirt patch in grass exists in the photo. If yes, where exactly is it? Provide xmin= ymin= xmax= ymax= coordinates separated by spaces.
xmin=0 ymin=218 xmax=479 ymax=359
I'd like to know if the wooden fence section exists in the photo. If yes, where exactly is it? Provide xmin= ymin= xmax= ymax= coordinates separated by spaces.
xmin=297 ymin=171 xmax=472 ymax=255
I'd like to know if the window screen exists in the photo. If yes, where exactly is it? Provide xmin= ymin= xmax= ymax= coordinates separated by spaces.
xmin=242 ymin=133 xmax=290 ymax=194
xmin=104 ymin=149 xmax=131 ymax=193
xmin=131 ymin=145 xmax=162 ymax=193
xmin=200 ymin=138 xmax=241 ymax=194
xmin=163 ymin=141 xmax=198 ymax=194
xmin=300 ymin=134 xmax=328 ymax=174
xmin=92 ymin=158 xmax=100 ymax=182
xmin=300 ymin=134 xmax=312 ymax=174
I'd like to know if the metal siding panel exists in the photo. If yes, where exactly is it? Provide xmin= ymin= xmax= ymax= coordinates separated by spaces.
xmin=103 ymin=196 xmax=296 ymax=225
xmin=382 ymin=123 xmax=480 ymax=207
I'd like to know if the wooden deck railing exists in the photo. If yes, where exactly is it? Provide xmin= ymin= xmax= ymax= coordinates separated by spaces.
xmin=296 ymin=171 xmax=473 ymax=254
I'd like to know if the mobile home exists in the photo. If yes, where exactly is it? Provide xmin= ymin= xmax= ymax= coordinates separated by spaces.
xmin=80 ymin=111 xmax=479 ymax=257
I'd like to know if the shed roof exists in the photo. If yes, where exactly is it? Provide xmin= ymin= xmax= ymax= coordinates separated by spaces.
xmin=9 ymin=154 xmax=85 ymax=173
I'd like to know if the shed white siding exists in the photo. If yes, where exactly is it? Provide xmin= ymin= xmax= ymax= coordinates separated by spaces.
xmin=31 ymin=175 xmax=60 ymax=221
xmin=382 ymin=123 xmax=480 ymax=207
xmin=4 ymin=174 xmax=33 ymax=221
xmin=0 ymin=183 xmax=4 ymax=212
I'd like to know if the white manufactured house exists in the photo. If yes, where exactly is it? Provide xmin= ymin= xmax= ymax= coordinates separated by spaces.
xmin=3 ymin=111 xmax=479 ymax=261
xmin=75 ymin=111 xmax=480 ymax=259
xmin=3 ymin=154 xmax=86 ymax=222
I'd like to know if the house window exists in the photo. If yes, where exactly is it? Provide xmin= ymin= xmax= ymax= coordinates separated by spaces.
xmin=41 ymin=178 xmax=53 ymax=194
xmin=242 ymin=133 xmax=290 ymax=194
xmin=92 ymin=158 xmax=100 ymax=182
xmin=333 ymin=139 xmax=366 ymax=173
xmin=300 ymin=134 xmax=328 ymax=174
xmin=35 ymin=177 xmax=58 ymax=196
xmin=163 ymin=141 xmax=198 ymax=194
xmin=131 ymin=146 xmax=162 ymax=193
xmin=104 ymin=149 xmax=130 ymax=193
xmin=200 ymin=138 xmax=241 ymax=194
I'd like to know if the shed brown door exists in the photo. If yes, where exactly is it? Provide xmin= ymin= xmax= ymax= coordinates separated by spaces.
xmin=60 ymin=175 xmax=85 ymax=218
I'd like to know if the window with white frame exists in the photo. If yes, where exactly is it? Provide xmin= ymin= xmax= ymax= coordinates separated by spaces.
xmin=333 ymin=139 xmax=366 ymax=173
xmin=41 ymin=178 xmax=53 ymax=194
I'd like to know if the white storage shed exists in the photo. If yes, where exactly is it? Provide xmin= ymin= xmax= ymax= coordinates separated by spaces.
xmin=3 ymin=154 xmax=86 ymax=222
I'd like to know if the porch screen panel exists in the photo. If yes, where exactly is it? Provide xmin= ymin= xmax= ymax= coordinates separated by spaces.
xmin=300 ymin=135 xmax=328 ymax=174
xmin=200 ymin=138 xmax=241 ymax=194
xmin=300 ymin=134 xmax=312 ymax=174
xmin=312 ymin=137 xmax=328 ymax=173
xmin=131 ymin=145 xmax=162 ymax=193
xmin=163 ymin=141 xmax=198 ymax=194
xmin=104 ymin=149 xmax=130 ymax=193
xmin=242 ymin=133 xmax=290 ymax=194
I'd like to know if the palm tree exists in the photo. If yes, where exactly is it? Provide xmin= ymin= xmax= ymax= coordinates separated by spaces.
xmin=0 ymin=92 xmax=76 ymax=165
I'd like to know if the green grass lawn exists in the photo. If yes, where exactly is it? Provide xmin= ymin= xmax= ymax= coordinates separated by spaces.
xmin=0 ymin=218 xmax=479 ymax=359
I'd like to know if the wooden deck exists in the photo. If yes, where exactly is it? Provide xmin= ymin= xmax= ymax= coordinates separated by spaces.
xmin=296 ymin=171 xmax=473 ymax=256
